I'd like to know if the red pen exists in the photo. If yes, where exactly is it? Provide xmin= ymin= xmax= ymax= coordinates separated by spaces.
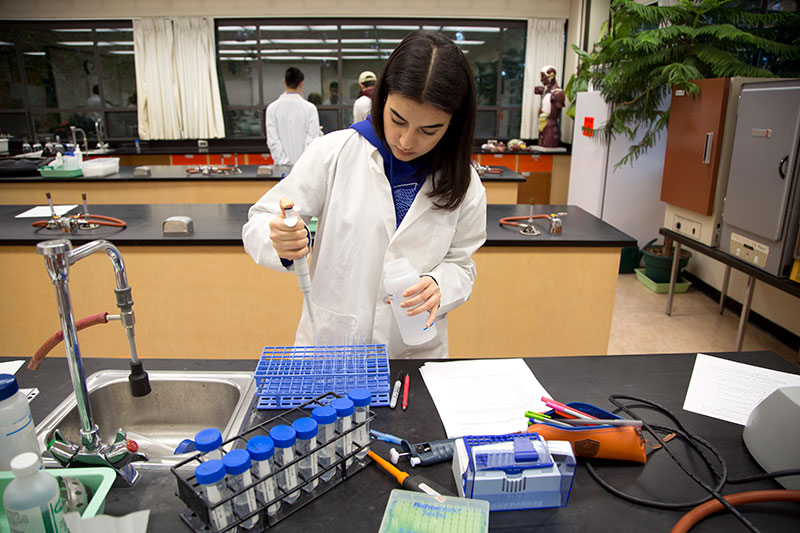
xmin=402 ymin=373 xmax=410 ymax=411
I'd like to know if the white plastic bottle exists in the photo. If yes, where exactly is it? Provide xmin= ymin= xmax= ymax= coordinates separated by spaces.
xmin=0 ymin=374 xmax=40 ymax=471
xmin=383 ymin=258 xmax=437 ymax=345
xmin=3 ymin=452 xmax=69 ymax=533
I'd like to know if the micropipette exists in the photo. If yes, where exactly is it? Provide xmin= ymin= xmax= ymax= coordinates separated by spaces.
xmin=280 ymin=198 xmax=317 ymax=338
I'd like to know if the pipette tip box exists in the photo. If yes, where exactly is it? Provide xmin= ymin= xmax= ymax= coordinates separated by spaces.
xmin=378 ymin=489 xmax=489 ymax=533
xmin=452 ymin=433 xmax=576 ymax=511
xmin=254 ymin=343 xmax=391 ymax=409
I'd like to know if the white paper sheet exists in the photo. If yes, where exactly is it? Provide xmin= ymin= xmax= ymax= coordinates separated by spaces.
xmin=419 ymin=358 xmax=551 ymax=438
xmin=683 ymin=353 xmax=800 ymax=425
xmin=64 ymin=509 xmax=150 ymax=533
xmin=0 ymin=360 xmax=25 ymax=375
xmin=15 ymin=205 xmax=77 ymax=218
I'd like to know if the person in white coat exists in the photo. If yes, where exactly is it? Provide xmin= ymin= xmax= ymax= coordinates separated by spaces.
xmin=265 ymin=67 xmax=321 ymax=165
xmin=243 ymin=31 xmax=487 ymax=358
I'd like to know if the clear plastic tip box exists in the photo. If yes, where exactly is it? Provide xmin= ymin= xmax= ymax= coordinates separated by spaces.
xmin=452 ymin=433 xmax=576 ymax=511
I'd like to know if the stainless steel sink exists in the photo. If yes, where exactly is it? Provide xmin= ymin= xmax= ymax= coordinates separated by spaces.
xmin=36 ymin=370 xmax=257 ymax=468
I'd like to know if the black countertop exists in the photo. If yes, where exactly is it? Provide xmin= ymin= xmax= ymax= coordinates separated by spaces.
xmin=4 ymin=351 xmax=797 ymax=532
xmin=0 ymin=164 xmax=523 ymax=184
xmin=0 ymin=203 xmax=634 ymax=248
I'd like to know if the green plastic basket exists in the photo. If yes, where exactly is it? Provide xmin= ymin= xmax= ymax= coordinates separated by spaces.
xmin=38 ymin=167 xmax=83 ymax=178
xmin=635 ymin=268 xmax=691 ymax=294
xmin=0 ymin=467 xmax=116 ymax=532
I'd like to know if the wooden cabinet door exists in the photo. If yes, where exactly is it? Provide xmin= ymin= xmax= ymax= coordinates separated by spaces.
xmin=660 ymin=78 xmax=730 ymax=215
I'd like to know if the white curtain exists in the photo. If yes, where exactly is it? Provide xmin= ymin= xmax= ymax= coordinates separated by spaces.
xmin=520 ymin=18 xmax=566 ymax=140
xmin=133 ymin=17 xmax=225 ymax=140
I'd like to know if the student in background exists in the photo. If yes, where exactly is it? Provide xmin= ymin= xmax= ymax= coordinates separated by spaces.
xmin=243 ymin=31 xmax=486 ymax=358
xmin=265 ymin=67 xmax=321 ymax=165
xmin=352 ymin=70 xmax=376 ymax=123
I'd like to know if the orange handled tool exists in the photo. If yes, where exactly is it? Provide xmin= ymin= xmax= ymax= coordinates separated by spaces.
xmin=368 ymin=449 xmax=453 ymax=497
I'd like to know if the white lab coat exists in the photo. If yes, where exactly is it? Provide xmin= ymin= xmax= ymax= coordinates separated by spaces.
xmin=242 ymin=129 xmax=487 ymax=358
xmin=265 ymin=92 xmax=320 ymax=165
xmin=353 ymin=95 xmax=372 ymax=123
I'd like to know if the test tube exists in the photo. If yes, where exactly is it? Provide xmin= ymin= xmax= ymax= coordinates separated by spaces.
xmin=311 ymin=406 xmax=337 ymax=482
xmin=222 ymin=449 xmax=259 ymax=529
xmin=330 ymin=398 xmax=355 ymax=468
xmin=348 ymin=389 xmax=372 ymax=460
xmin=194 ymin=459 xmax=234 ymax=531
xmin=246 ymin=436 xmax=280 ymax=516
xmin=269 ymin=425 xmax=300 ymax=504
xmin=291 ymin=417 xmax=319 ymax=492
xmin=194 ymin=428 xmax=223 ymax=461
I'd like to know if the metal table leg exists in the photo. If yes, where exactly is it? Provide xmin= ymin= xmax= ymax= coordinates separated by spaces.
xmin=735 ymin=275 xmax=756 ymax=351
xmin=666 ymin=242 xmax=681 ymax=316
xmin=719 ymin=265 xmax=731 ymax=315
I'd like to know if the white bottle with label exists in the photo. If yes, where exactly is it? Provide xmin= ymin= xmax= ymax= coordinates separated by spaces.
xmin=3 ymin=452 xmax=69 ymax=533
xmin=383 ymin=258 xmax=437 ymax=346
xmin=0 ymin=374 xmax=40 ymax=471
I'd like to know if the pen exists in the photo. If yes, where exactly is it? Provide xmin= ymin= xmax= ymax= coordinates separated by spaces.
xmin=390 ymin=372 xmax=404 ymax=409
xmin=526 ymin=411 xmax=572 ymax=428
xmin=541 ymin=397 xmax=597 ymax=420
xmin=558 ymin=418 xmax=643 ymax=427
xmin=402 ymin=373 xmax=410 ymax=411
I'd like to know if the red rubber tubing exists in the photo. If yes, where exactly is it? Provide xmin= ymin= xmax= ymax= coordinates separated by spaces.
xmin=29 ymin=312 xmax=109 ymax=370
xmin=499 ymin=214 xmax=552 ymax=226
xmin=671 ymin=490 xmax=800 ymax=533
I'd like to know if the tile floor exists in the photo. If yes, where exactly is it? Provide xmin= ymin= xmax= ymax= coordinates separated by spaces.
xmin=607 ymin=273 xmax=799 ymax=366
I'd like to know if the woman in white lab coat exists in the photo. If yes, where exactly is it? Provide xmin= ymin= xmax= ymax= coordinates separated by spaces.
xmin=242 ymin=31 xmax=487 ymax=358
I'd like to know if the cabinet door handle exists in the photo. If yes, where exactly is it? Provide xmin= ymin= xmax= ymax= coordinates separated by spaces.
xmin=702 ymin=132 xmax=714 ymax=164
xmin=779 ymin=154 xmax=788 ymax=179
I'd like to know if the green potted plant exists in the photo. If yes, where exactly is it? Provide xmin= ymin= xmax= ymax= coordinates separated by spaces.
xmin=564 ymin=0 xmax=800 ymax=168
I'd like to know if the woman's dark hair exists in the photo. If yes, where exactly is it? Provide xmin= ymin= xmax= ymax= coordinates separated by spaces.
xmin=372 ymin=30 xmax=477 ymax=210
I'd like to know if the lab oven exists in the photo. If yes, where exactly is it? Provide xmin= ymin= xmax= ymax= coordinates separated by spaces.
xmin=719 ymin=79 xmax=800 ymax=277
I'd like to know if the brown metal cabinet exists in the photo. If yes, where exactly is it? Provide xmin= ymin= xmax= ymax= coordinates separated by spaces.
xmin=660 ymin=78 xmax=730 ymax=216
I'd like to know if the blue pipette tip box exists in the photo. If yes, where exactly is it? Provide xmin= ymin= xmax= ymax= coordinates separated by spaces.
xmin=378 ymin=489 xmax=489 ymax=533
xmin=253 ymin=344 xmax=391 ymax=409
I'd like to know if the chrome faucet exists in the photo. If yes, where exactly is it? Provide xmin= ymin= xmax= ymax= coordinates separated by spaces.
xmin=69 ymin=126 xmax=88 ymax=153
xmin=94 ymin=118 xmax=109 ymax=152
xmin=37 ymin=239 xmax=151 ymax=485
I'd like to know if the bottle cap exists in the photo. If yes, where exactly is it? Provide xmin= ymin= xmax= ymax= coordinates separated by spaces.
xmin=194 ymin=459 xmax=226 ymax=485
xmin=292 ymin=417 xmax=318 ymax=439
xmin=194 ymin=428 xmax=223 ymax=453
xmin=9 ymin=452 xmax=41 ymax=478
xmin=269 ymin=425 xmax=296 ymax=448
xmin=0 ymin=374 xmax=19 ymax=402
xmin=331 ymin=398 xmax=355 ymax=417
xmin=246 ymin=436 xmax=274 ymax=461
xmin=312 ymin=406 xmax=337 ymax=425
xmin=348 ymin=388 xmax=371 ymax=407
xmin=222 ymin=449 xmax=252 ymax=476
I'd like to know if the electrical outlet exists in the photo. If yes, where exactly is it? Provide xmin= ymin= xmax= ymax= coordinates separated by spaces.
xmin=672 ymin=215 xmax=702 ymax=239
xmin=197 ymin=139 xmax=208 ymax=148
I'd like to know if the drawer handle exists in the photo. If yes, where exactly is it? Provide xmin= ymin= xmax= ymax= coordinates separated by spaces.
xmin=702 ymin=132 xmax=713 ymax=164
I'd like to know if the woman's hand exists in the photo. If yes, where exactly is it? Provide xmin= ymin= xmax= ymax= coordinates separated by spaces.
xmin=400 ymin=275 xmax=440 ymax=328
xmin=268 ymin=215 xmax=309 ymax=260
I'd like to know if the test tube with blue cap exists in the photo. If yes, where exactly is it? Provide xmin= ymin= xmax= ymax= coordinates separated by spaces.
xmin=269 ymin=425 xmax=300 ymax=504
xmin=194 ymin=428 xmax=223 ymax=461
xmin=194 ymin=459 xmax=234 ymax=530
xmin=292 ymin=417 xmax=319 ymax=492
xmin=349 ymin=389 xmax=371 ymax=460
xmin=312 ymin=406 xmax=337 ymax=482
xmin=331 ymin=397 xmax=355 ymax=468
xmin=222 ymin=449 xmax=259 ymax=529
xmin=246 ymin=436 xmax=280 ymax=516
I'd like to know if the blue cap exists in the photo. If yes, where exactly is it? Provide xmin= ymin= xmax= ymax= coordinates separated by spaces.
xmin=312 ymin=406 xmax=337 ymax=425
xmin=330 ymin=398 xmax=354 ymax=417
xmin=0 ymin=374 xmax=19 ymax=402
xmin=194 ymin=428 xmax=223 ymax=453
xmin=194 ymin=459 xmax=226 ymax=485
xmin=269 ymin=425 xmax=296 ymax=448
xmin=292 ymin=417 xmax=318 ymax=440
xmin=246 ymin=436 xmax=274 ymax=461
xmin=222 ymin=449 xmax=252 ymax=475
xmin=348 ymin=388 xmax=371 ymax=407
